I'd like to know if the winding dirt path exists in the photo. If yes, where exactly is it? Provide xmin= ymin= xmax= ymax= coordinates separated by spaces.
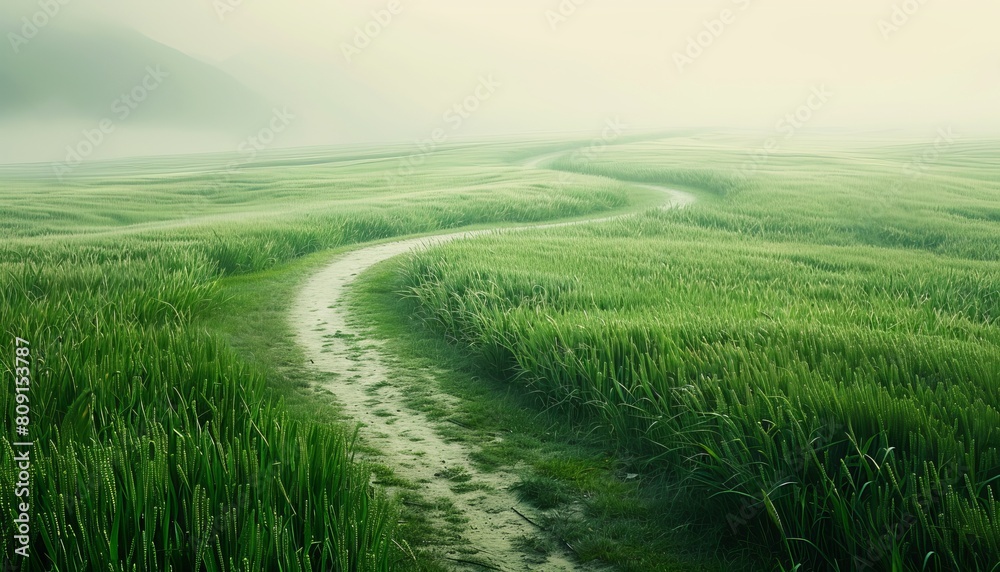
xmin=290 ymin=158 xmax=694 ymax=571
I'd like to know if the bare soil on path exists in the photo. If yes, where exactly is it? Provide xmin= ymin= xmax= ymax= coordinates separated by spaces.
xmin=290 ymin=165 xmax=694 ymax=571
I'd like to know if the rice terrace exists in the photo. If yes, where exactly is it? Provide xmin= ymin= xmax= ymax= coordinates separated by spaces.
xmin=2 ymin=2 xmax=999 ymax=572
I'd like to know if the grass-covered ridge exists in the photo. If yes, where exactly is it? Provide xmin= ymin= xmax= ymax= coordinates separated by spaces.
xmin=400 ymin=136 xmax=1000 ymax=571
xmin=0 ymin=142 xmax=636 ymax=570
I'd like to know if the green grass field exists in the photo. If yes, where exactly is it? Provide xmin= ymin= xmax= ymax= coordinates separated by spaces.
xmin=0 ymin=140 xmax=637 ymax=571
xmin=2 ymin=134 xmax=998 ymax=571
xmin=400 ymin=136 xmax=1000 ymax=570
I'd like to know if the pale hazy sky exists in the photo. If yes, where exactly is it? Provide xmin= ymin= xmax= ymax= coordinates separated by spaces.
xmin=3 ymin=0 xmax=999 ymax=162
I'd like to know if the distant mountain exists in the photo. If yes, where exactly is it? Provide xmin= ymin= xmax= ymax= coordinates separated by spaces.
xmin=1 ymin=21 xmax=272 ymax=129
xmin=0 ymin=19 xmax=275 ymax=163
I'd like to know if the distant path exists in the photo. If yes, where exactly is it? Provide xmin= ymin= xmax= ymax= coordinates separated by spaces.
xmin=290 ymin=152 xmax=694 ymax=571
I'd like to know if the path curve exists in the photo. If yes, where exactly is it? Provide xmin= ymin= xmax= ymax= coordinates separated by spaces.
xmin=291 ymin=154 xmax=695 ymax=571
